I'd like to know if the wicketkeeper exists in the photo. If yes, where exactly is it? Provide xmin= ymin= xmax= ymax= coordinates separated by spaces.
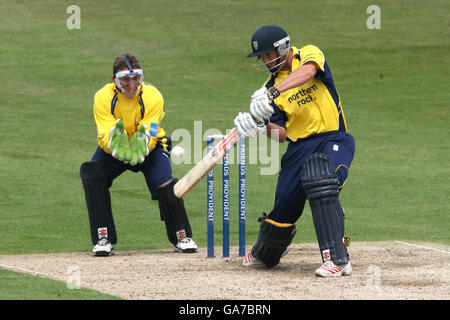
xmin=234 ymin=25 xmax=355 ymax=277
xmin=80 ymin=53 xmax=197 ymax=256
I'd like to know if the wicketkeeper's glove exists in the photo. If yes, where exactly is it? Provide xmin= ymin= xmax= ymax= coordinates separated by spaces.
xmin=108 ymin=119 xmax=130 ymax=162
xmin=128 ymin=124 xmax=150 ymax=166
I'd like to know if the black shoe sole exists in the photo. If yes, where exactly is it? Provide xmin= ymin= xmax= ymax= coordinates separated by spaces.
xmin=174 ymin=247 xmax=197 ymax=253
xmin=93 ymin=250 xmax=115 ymax=257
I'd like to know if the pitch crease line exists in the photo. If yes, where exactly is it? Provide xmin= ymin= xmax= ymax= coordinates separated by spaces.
xmin=0 ymin=263 xmax=65 ymax=281
xmin=394 ymin=241 xmax=450 ymax=255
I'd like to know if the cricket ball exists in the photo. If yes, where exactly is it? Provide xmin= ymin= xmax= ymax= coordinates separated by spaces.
xmin=171 ymin=145 xmax=185 ymax=159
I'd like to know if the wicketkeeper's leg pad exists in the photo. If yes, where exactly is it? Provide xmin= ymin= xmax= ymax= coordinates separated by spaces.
xmin=252 ymin=218 xmax=297 ymax=268
xmin=301 ymin=153 xmax=348 ymax=265
xmin=156 ymin=179 xmax=193 ymax=246
xmin=80 ymin=161 xmax=117 ymax=245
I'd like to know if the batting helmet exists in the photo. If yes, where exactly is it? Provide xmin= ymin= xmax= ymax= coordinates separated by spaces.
xmin=247 ymin=25 xmax=290 ymax=58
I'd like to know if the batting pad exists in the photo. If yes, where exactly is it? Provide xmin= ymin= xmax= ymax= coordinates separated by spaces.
xmin=301 ymin=153 xmax=349 ymax=265
xmin=252 ymin=219 xmax=297 ymax=268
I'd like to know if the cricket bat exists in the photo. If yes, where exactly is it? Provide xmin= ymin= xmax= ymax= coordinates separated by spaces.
xmin=174 ymin=127 xmax=238 ymax=198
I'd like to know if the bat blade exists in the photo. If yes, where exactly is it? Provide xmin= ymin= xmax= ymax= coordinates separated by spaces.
xmin=174 ymin=128 xmax=238 ymax=198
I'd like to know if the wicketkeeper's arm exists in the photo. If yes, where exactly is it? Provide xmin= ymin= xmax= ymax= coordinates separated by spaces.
xmin=93 ymin=92 xmax=120 ymax=153
xmin=136 ymin=88 xmax=165 ymax=154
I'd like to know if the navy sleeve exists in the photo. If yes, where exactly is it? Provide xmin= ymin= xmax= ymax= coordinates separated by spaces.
xmin=269 ymin=102 xmax=287 ymax=128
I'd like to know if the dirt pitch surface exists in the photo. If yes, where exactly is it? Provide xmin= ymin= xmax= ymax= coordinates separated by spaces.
xmin=0 ymin=241 xmax=448 ymax=300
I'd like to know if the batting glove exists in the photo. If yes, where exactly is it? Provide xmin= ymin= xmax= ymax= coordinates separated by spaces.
xmin=234 ymin=112 xmax=266 ymax=138
xmin=128 ymin=124 xmax=150 ymax=166
xmin=250 ymin=87 xmax=274 ymax=121
xmin=108 ymin=119 xmax=131 ymax=162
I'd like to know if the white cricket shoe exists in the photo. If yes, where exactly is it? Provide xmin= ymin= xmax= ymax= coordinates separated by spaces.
xmin=242 ymin=251 xmax=264 ymax=267
xmin=92 ymin=238 xmax=115 ymax=256
xmin=174 ymin=237 xmax=198 ymax=253
xmin=315 ymin=260 xmax=352 ymax=277
xmin=242 ymin=246 xmax=290 ymax=267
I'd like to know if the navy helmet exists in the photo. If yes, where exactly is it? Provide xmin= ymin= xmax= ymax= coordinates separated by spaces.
xmin=247 ymin=25 xmax=291 ymax=74
xmin=247 ymin=25 xmax=290 ymax=58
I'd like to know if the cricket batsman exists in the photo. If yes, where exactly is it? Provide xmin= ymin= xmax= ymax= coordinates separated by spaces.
xmin=234 ymin=25 xmax=355 ymax=276
xmin=80 ymin=54 xmax=197 ymax=256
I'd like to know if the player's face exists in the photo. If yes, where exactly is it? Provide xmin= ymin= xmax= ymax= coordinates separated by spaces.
xmin=116 ymin=68 xmax=141 ymax=98
xmin=259 ymin=50 xmax=279 ymax=70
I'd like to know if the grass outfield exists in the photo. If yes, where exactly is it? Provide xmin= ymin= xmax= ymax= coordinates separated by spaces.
xmin=0 ymin=268 xmax=120 ymax=300
xmin=0 ymin=0 xmax=449 ymax=299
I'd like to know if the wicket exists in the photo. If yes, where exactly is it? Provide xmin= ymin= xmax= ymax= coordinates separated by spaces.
xmin=206 ymin=134 xmax=246 ymax=258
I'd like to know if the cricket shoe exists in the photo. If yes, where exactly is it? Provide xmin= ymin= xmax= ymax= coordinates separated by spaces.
xmin=242 ymin=251 xmax=264 ymax=267
xmin=314 ymin=260 xmax=352 ymax=277
xmin=92 ymin=237 xmax=115 ymax=256
xmin=174 ymin=237 xmax=198 ymax=253
xmin=242 ymin=246 xmax=290 ymax=267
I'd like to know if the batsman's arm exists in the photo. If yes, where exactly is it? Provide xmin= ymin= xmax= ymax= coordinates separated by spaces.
xmin=266 ymin=122 xmax=287 ymax=143
xmin=271 ymin=45 xmax=324 ymax=94
xmin=272 ymin=62 xmax=318 ymax=94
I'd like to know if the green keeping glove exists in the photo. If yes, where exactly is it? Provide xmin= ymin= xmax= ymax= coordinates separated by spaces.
xmin=128 ymin=124 xmax=150 ymax=165
xmin=108 ymin=119 xmax=131 ymax=162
